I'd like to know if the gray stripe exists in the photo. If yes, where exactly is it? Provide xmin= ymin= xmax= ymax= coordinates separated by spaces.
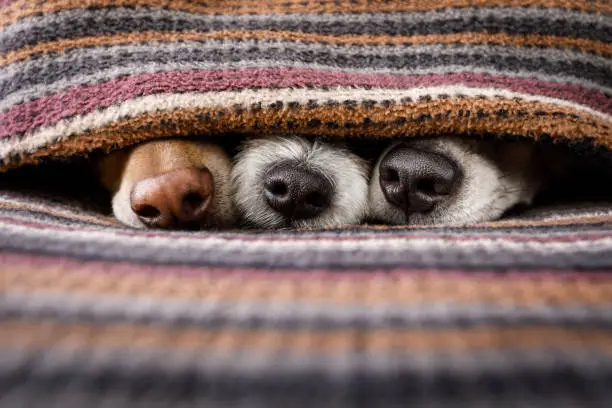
xmin=5 ymin=39 xmax=611 ymax=81
xmin=1 ymin=42 xmax=610 ymax=104
xmin=3 ymin=291 xmax=612 ymax=329
xmin=2 ymin=221 xmax=612 ymax=270
xmin=3 ymin=62 xmax=610 ymax=113
xmin=1 ymin=348 xmax=611 ymax=408
xmin=1 ymin=6 xmax=609 ymax=53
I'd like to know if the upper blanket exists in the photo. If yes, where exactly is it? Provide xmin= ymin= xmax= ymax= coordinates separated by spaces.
xmin=0 ymin=0 xmax=610 ymax=169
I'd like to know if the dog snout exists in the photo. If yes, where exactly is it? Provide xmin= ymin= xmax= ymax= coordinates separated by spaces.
xmin=130 ymin=167 xmax=214 ymax=229
xmin=379 ymin=145 xmax=460 ymax=214
xmin=263 ymin=163 xmax=333 ymax=220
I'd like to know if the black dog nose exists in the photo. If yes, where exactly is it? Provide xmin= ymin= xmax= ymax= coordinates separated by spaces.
xmin=379 ymin=145 xmax=460 ymax=214
xmin=264 ymin=163 xmax=333 ymax=219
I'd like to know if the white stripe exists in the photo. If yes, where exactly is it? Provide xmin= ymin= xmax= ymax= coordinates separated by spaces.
xmin=2 ymin=85 xmax=610 ymax=160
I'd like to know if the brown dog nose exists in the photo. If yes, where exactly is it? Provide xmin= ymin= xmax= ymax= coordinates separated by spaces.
xmin=130 ymin=167 xmax=214 ymax=229
xmin=379 ymin=145 xmax=460 ymax=214
xmin=263 ymin=163 xmax=333 ymax=220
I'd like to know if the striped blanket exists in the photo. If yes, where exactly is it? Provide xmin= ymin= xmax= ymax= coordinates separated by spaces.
xmin=1 ymin=1 xmax=612 ymax=406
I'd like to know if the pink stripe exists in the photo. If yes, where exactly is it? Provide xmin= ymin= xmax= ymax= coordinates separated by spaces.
xmin=2 ymin=252 xmax=612 ymax=280
xmin=0 ymin=0 xmax=15 ymax=8
xmin=2 ymin=215 xmax=612 ymax=243
xmin=2 ymin=68 xmax=610 ymax=137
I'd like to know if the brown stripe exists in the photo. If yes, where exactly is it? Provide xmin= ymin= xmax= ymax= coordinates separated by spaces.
xmin=2 ymin=97 xmax=610 ymax=172
xmin=3 ymin=30 xmax=610 ymax=67
xmin=1 ymin=0 xmax=609 ymax=29
xmin=2 ymin=320 xmax=612 ymax=352
xmin=5 ymin=265 xmax=612 ymax=306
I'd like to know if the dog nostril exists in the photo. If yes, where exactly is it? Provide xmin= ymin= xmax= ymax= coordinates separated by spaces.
xmin=267 ymin=180 xmax=288 ymax=197
xmin=381 ymin=168 xmax=400 ymax=183
xmin=416 ymin=178 xmax=437 ymax=195
xmin=305 ymin=192 xmax=326 ymax=209
xmin=181 ymin=192 xmax=205 ymax=215
xmin=134 ymin=204 xmax=161 ymax=219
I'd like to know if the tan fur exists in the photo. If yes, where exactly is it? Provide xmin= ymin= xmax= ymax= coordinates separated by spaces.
xmin=97 ymin=139 xmax=237 ymax=229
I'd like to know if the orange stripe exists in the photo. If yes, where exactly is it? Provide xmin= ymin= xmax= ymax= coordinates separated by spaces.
xmin=3 ymin=98 xmax=609 ymax=172
xmin=3 ymin=30 xmax=610 ymax=67
xmin=1 ymin=0 xmax=609 ymax=29
xmin=2 ymin=320 xmax=612 ymax=352
xmin=5 ymin=265 xmax=612 ymax=306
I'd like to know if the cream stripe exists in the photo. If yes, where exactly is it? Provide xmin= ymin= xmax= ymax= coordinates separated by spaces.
xmin=1 ymin=86 xmax=609 ymax=160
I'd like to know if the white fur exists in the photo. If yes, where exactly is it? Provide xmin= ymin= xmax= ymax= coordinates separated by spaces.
xmin=232 ymin=136 xmax=369 ymax=229
xmin=111 ymin=184 xmax=145 ymax=228
xmin=369 ymin=138 xmax=542 ymax=226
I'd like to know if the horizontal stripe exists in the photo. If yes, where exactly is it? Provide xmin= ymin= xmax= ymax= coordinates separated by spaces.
xmin=1 ymin=0 xmax=609 ymax=29
xmin=3 ymin=217 xmax=612 ymax=270
xmin=4 ymin=63 xmax=610 ymax=114
xmin=0 ymin=194 xmax=117 ymax=227
xmin=2 ymin=348 xmax=611 ymax=408
xmin=0 ymin=205 xmax=116 ymax=227
xmin=4 ymin=291 xmax=612 ymax=329
xmin=4 ymin=69 xmax=611 ymax=138
xmin=7 ymin=261 xmax=612 ymax=305
xmin=3 ymin=41 xmax=610 ymax=101
xmin=3 ymin=320 xmax=612 ymax=352
xmin=0 ymin=86 xmax=612 ymax=160
xmin=3 ymin=30 xmax=611 ymax=68
xmin=0 ymin=207 xmax=117 ymax=229
xmin=1 ymin=7 xmax=609 ymax=53
xmin=4 ymin=251 xmax=612 ymax=281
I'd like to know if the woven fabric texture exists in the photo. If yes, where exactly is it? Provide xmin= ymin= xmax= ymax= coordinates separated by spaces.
xmin=1 ymin=0 xmax=612 ymax=406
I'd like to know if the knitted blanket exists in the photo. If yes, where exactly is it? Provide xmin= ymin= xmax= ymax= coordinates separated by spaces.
xmin=1 ymin=1 xmax=612 ymax=406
